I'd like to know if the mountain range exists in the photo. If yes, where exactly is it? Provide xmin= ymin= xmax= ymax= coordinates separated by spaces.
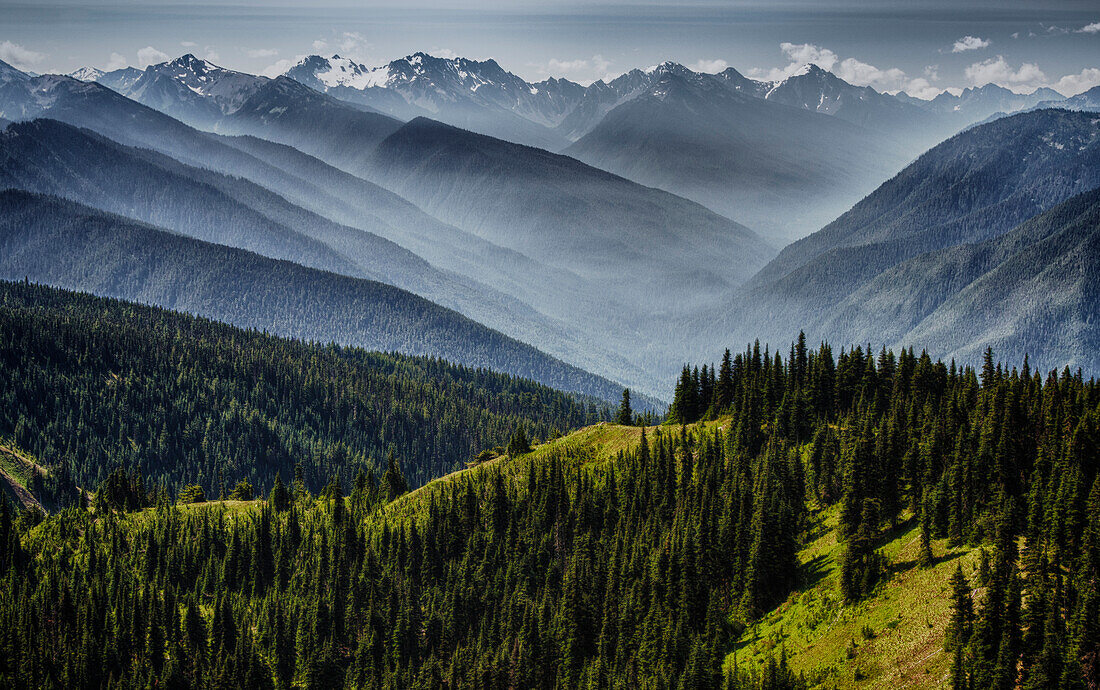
xmin=0 ymin=50 xmax=1094 ymax=398
xmin=65 ymin=53 xmax=1072 ymax=244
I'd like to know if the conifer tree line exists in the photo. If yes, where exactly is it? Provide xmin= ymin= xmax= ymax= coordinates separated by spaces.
xmin=0 ymin=281 xmax=607 ymax=500
xmin=0 ymin=287 xmax=1098 ymax=688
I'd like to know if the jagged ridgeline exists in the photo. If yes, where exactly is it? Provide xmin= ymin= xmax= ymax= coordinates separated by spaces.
xmin=0 ymin=322 xmax=1098 ymax=688
xmin=0 ymin=280 xmax=607 ymax=500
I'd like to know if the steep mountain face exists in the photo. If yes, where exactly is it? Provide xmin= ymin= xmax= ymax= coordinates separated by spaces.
xmin=371 ymin=116 xmax=774 ymax=316
xmin=121 ymin=54 xmax=266 ymax=129
xmin=1023 ymin=86 xmax=1100 ymax=114
xmin=1058 ymin=85 xmax=1100 ymax=111
xmin=553 ymin=67 xmax=668 ymax=140
xmin=762 ymin=64 xmax=938 ymax=141
xmin=98 ymin=56 xmax=405 ymax=159
xmin=565 ymin=69 xmax=909 ymax=241
xmin=0 ymin=190 xmax=632 ymax=402
xmin=283 ymin=54 xmax=428 ymax=120
xmin=714 ymin=66 xmax=766 ymax=95
xmin=525 ymin=76 xmax=587 ymax=126
xmin=284 ymin=52 xmax=575 ymax=148
xmin=0 ymin=59 xmax=30 ymax=86
xmin=898 ymin=187 xmax=1100 ymax=372
xmin=725 ymin=109 xmax=1100 ymax=365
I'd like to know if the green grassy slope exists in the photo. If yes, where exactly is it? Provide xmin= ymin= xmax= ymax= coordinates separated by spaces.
xmin=731 ymin=505 xmax=982 ymax=688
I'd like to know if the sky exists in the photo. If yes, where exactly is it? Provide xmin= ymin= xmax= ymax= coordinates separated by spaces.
xmin=1 ymin=1 xmax=1098 ymax=97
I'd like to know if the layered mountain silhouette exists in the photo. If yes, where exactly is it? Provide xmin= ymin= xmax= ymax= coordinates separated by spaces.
xmin=715 ymin=108 xmax=1100 ymax=373
xmin=0 ymin=189 xmax=638 ymax=403
xmin=565 ymin=65 xmax=910 ymax=241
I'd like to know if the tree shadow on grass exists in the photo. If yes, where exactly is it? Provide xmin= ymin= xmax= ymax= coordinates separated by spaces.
xmin=801 ymin=553 xmax=830 ymax=589
xmin=889 ymin=548 xmax=966 ymax=576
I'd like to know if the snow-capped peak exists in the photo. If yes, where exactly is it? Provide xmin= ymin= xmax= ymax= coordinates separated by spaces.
xmin=68 ymin=66 xmax=105 ymax=82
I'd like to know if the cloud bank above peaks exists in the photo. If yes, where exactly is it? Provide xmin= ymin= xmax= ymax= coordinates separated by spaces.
xmin=748 ymin=43 xmax=941 ymax=98
xmin=0 ymin=41 xmax=46 ymax=70
xmin=744 ymin=41 xmax=1100 ymax=99
xmin=963 ymin=55 xmax=1100 ymax=96
xmin=533 ymin=54 xmax=613 ymax=84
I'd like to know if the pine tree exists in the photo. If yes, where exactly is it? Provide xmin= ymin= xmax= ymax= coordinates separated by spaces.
xmin=382 ymin=451 xmax=408 ymax=502
xmin=269 ymin=475 xmax=289 ymax=512
xmin=507 ymin=423 xmax=531 ymax=456
xmin=946 ymin=565 xmax=974 ymax=652
xmin=617 ymin=389 xmax=633 ymax=426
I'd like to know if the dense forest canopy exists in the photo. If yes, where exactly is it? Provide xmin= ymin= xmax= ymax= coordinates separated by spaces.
xmin=0 ymin=280 xmax=607 ymax=499
xmin=0 ymin=289 xmax=1097 ymax=688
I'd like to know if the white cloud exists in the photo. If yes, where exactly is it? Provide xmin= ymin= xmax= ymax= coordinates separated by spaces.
xmin=0 ymin=41 xmax=45 ymax=70
xmin=261 ymin=58 xmax=296 ymax=78
xmin=337 ymin=32 xmax=370 ymax=59
xmin=780 ymin=42 xmax=838 ymax=71
xmin=247 ymin=48 xmax=278 ymax=58
xmin=548 ymin=58 xmax=588 ymax=72
xmin=136 ymin=46 xmax=169 ymax=68
xmin=1079 ymin=22 xmax=1100 ymax=34
xmin=899 ymin=78 xmax=943 ymax=100
xmin=952 ymin=36 xmax=990 ymax=53
xmin=689 ymin=58 xmax=729 ymax=74
xmin=204 ymin=49 xmax=220 ymax=62
xmin=429 ymin=47 xmax=458 ymax=60
xmin=835 ymin=57 xmax=907 ymax=89
xmin=181 ymin=41 xmax=197 ymax=48
xmin=1052 ymin=67 xmax=1100 ymax=96
xmin=311 ymin=39 xmax=328 ymax=52
xmin=539 ymin=54 xmax=613 ymax=83
xmin=891 ymin=65 xmax=945 ymax=99
xmin=105 ymin=52 xmax=128 ymax=71
xmin=964 ymin=55 xmax=1047 ymax=91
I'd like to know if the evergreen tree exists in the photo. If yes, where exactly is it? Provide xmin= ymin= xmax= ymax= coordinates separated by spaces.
xmin=617 ymin=389 xmax=634 ymax=426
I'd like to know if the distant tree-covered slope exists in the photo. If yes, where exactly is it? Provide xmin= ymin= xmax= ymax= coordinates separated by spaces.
xmin=721 ymin=109 xmax=1100 ymax=364
xmin=0 ymin=279 xmax=606 ymax=494
xmin=749 ymin=109 xmax=1100 ymax=295
xmin=812 ymin=186 xmax=1100 ymax=373
xmin=899 ymin=186 xmax=1100 ymax=370
xmin=0 ymin=190 xmax=633 ymax=403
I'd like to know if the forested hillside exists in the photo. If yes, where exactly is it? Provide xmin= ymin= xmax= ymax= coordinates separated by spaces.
xmin=0 ymin=191 xmax=633 ymax=402
xmin=0 ymin=280 xmax=605 ymax=497
xmin=1 ymin=323 xmax=1096 ymax=688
